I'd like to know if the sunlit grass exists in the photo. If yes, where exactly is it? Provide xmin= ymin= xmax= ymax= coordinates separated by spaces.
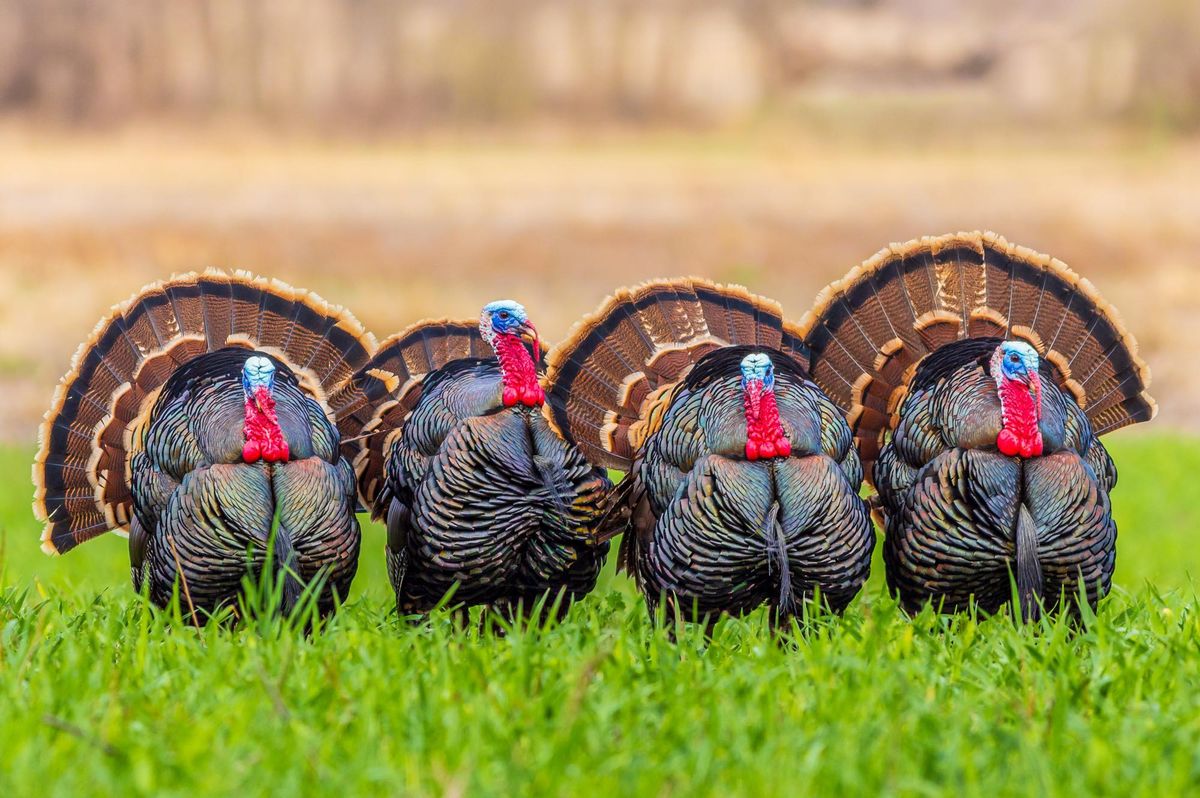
xmin=1 ymin=433 xmax=1197 ymax=796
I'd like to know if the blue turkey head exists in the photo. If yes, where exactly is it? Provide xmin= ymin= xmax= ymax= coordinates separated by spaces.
xmin=994 ymin=341 xmax=1039 ymax=385
xmin=481 ymin=299 xmax=529 ymax=336
xmin=242 ymin=355 xmax=277 ymax=396
xmin=739 ymin=352 xmax=775 ymax=390
xmin=480 ymin=299 xmax=539 ymax=355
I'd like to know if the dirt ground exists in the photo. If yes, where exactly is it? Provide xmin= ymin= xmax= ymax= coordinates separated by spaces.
xmin=2 ymin=127 xmax=1196 ymax=443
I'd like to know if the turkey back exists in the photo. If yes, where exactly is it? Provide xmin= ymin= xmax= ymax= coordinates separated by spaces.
xmin=331 ymin=319 xmax=500 ymax=516
xmin=34 ymin=270 xmax=375 ymax=555
xmin=799 ymin=231 xmax=1155 ymax=482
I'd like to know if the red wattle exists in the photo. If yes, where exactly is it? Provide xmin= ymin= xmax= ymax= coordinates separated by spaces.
xmin=494 ymin=334 xmax=544 ymax=408
xmin=997 ymin=429 xmax=1021 ymax=457
xmin=243 ymin=387 xmax=290 ymax=464
xmin=996 ymin=374 xmax=1043 ymax=459
xmin=743 ymin=380 xmax=791 ymax=461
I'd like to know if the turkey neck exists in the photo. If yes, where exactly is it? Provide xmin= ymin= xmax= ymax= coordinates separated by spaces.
xmin=494 ymin=334 xmax=545 ymax=407
xmin=743 ymin=380 xmax=791 ymax=461
xmin=997 ymin=374 xmax=1043 ymax=458
xmin=243 ymin=386 xmax=290 ymax=463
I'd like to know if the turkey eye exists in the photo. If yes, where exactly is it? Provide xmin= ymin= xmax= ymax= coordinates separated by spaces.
xmin=1009 ymin=354 xmax=1020 ymax=363
xmin=498 ymin=312 xmax=509 ymax=319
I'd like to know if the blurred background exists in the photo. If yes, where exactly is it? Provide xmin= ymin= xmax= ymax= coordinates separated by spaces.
xmin=2 ymin=0 xmax=1199 ymax=439
xmin=0 ymin=0 xmax=1197 ymax=591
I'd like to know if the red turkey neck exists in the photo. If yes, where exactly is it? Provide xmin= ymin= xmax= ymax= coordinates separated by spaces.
xmin=243 ymin=386 xmax=290 ymax=463
xmin=743 ymin=379 xmax=791 ymax=461
xmin=997 ymin=374 xmax=1043 ymax=458
xmin=494 ymin=334 xmax=544 ymax=407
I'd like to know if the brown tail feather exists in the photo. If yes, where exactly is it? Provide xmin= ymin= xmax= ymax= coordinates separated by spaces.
xmin=545 ymin=277 xmax=811 ymax=471
xmin=799 ymin=231 xmax=1155 ymax=482
xmin=330 ymin=319 xmax=493 ymax=517
xmin=33 ymin=270 xmax=374 ymax=556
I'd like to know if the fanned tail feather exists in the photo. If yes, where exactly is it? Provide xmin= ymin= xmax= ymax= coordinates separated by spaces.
xmin=545 ymin=277 xmax=811 ymax=471
xmin=799 ymin=231 xmax=1155 ymax=482
xmin=34 ymin=270 xmax=374 ymax=555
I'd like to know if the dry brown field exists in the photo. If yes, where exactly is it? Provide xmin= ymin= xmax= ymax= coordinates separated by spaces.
xmin=2 ymin=126 xmax=1197 ymax=444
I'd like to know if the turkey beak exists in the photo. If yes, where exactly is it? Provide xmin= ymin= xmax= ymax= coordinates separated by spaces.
xmin=518 ymin=320 xmax=540 ymax=364
xmin=248 ymin=383 xmax=266 ymax=410
xmin=743 ymin=378 xmax=764 ymax=421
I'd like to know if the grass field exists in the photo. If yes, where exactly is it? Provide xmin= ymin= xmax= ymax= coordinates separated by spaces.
xmin=2 ymin=6 xmax=1197 ymax=791
xmin=1 ymin=433 xmax=1197 ymax=796
xmin=0 ymin=118 xmax=1195 ymax=798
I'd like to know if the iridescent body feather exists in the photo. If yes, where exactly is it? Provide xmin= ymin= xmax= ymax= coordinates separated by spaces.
xmin=627 ymin=347 xmax=873 ymax=618
xmin=33 ymin=272 xmax=374 ymax=620
xmin=130 ymin=349 xmax=360 ymax=615
xmin=337 ymin=305 xmax=610 ymax=618
xmin=384 ymin=359 xmax=609 ymax=614
xmin=801 ymin=232 xmax=1154 ymax=619
xmin=873 ymin=339 xmax=1117 ymax=616
xmin=546 ymin=279 xmax=874 ymax=624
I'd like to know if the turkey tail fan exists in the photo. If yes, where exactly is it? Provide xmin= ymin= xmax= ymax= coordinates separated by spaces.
xmin=545 ymin=277 xmax=811 ymax=471
xmin=330 ymin=319 xmax=492 ymax=516
xmin=798 ymin=231 xmax=1156 ymax=481
xmin=34 ymin=270 xmax=375 ymax=555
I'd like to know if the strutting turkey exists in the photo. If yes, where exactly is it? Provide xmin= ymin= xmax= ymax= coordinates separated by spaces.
xmin=332 ymin=301 xmax=611 ymax=620
xmin=33 ymin=271 xmax=374 ymax=620
xmin=800 ymin=232 xmax=1155 ymax=620
xmin=544 ymin=279 xmax=874 ymax=626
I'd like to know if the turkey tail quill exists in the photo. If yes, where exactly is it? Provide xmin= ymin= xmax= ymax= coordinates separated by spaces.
xmin=33 ymin=270 xmax=374 ymax=555
xmin=764 ymin=502 xmax=796 ymax=621
xmin=800 ymin=231 xmax=1156 ymax=482
xmin=272 ymin=523 xmax=303 ymax=616
xmin=596 ymin=475 xmax=638 ymax=545
xmin=1014 ymin=505 xmax=1043 ymax=623
xmin=545 ymin=277 xmax=811 ymax=471
xmin=329 ymin=319 xmax=493 ymax=517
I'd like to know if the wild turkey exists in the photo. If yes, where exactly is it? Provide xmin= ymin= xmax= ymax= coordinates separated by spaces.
xmin=33 ymin=271 xmax=374 ymax=620
xmin=800 ymin=231 xmax=1155 ymax=620
xmin=544 ymin=279 xmax=874 ymax=625
xmin=332 ymin=301 xmax=611 ymax=619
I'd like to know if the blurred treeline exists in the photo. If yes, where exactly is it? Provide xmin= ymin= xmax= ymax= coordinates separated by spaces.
xmin=1 ymin=0 xmax=1198 ymax=131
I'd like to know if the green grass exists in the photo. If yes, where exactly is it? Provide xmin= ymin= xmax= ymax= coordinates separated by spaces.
xmin=2 ymin=434 xmax=1198 ymax=796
